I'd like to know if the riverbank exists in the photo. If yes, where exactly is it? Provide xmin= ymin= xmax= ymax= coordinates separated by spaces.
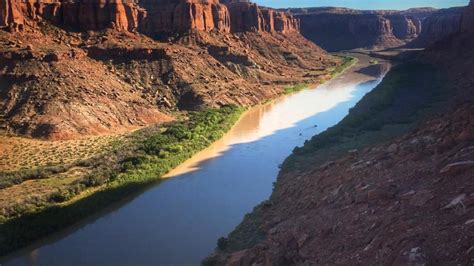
xmin=0 ymin=53 xmax=356 ymax=257
xmin=283 ymin=55 xmax=358 ymax=94
xmin=0 ymin=106 xmax=246 ymax=256
xmin=205 ymin=55 xmax=474 ymax=264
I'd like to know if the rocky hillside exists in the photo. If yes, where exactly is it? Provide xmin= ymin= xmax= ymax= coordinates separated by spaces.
xmin=287 ymin=7 xmax=463 ymax=51
xmin=0 ymin=0 xmax=337 ymax=140
xmin=206 ymin=2 xmax=474 ymax=265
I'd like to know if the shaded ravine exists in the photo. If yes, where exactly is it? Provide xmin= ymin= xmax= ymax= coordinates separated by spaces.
xmin=2 ymin=54 xmax=390 ymax=266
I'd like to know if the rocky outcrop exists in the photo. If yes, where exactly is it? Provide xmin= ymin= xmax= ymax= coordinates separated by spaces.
xmin=223 ymin=1 xmax=299 ymax=33
xmin=386 ymin=14 xmax=421 ymax=40
xmin=0 ymin=0 xmax=144 ymax=32
xmin=1 ymin=0 xmax=300 ymax=36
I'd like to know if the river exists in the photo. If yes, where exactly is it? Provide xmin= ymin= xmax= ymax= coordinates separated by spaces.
xmin=2 ymin=54 xmax=390 ymax=266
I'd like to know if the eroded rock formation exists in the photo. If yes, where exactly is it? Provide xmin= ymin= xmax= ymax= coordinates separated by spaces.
xmin=0 ymin=0 xmax=26 ymax=31
xmin=287 ymin=7 xmax=464 ymax=51
xmin=0 ymin=0 xmax=144 ymax=32
xmin=1 ymin=0 xmax=301 ymax=36
xmin=410 ymin=7 xmax=464 ymax=47
xmin=139 ymin=0 xmax=231 ymax=35
xmin=225 ymin=1 xmax=299 ymax=33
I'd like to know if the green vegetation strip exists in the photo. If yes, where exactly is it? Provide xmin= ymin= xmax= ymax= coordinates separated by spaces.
xmin=0 ymin=106 xmax=245 ymax=256
xmin=329 ymin=55 xmax=358 ymax=78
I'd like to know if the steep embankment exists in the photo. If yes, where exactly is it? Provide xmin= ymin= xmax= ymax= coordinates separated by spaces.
xmin=0 ymin=0 xmax=337 ymax=140
xmin=207 ymin=2 xmax=474 ymax=265
xmin=287 ymin=7 xmax=462 ymax=51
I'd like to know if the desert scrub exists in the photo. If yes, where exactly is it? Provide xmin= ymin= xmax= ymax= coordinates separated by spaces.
xmin=0 ymin=105 xmax=245 ymax=256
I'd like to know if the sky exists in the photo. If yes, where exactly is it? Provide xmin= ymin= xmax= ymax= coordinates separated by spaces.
xmin=253 ymin=0 xmax=469 ymax=10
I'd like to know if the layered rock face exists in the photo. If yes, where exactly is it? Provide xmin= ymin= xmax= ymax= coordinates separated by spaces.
xmin=225 ymin=1 xmax=299 ymax=33
xmin=409 ymin=7 xmax=464 ymax=47
xmin=139 ymin=0 xmax=300 ymax=35
xmin=139 ymin=0 xmax=231 ymax=35
xmin=288 ymin=7 xmax=464 ymax=51
xmin=287 ymin=7 xmax=430 ymax=51
xmin=386 ymin=14 xmax=421 ymax=40
xmin=0 ymin=0 xmax=334 ymax=139
xmin=1 ymin=0 xmax=300 ymax=36
xmin=1 ymin=0 xmax=144 ymax=32
xmin=461 ymin=0 xmax=474 ymax=32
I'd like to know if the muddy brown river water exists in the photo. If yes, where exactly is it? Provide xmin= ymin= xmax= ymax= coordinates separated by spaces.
xmin=2 ymin=54 xmax=390 ymax=266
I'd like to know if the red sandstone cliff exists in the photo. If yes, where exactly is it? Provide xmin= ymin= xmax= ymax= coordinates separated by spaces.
xmin=287 ymin=7 xmax=430 ymax=51
xmin=1 ymin=0 xmax=301 ymax=36
xmin=224 ymin=1 xmax=299 ymax=33
xmin=0 ymin=0 xmax=334 ymax=139
xmin=0 ymin=0 xmax=144 ymax=32
xmin=288 ymin=7 xmax=463 ymax=51
xmin=139 ymin=0 xmax=231 ymax=35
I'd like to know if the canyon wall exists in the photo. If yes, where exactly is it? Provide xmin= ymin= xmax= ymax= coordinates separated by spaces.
xmin=224 ymin=1 xmax=299 ymax=33
xmin=288 ymin=7 xmax=464 ymax=51
xmin=461 ymin=0 xmax=474 ymax=32
xmin=139 ymin=0 xmax=231 ymax=35
xmin=0 ymin=0 xmax=300 ymax=35
xmin=0 ymin=0 xmax=26 ymax=31
xmin=0 ymin=0 xmax=144 ymax=32
xmin=287 ymin=7 xmax=431 ymax=51
xmin=0 ymin=0 xmax=331 ymax=140
xmin=409 ymin=7 xmax=464 ymax=47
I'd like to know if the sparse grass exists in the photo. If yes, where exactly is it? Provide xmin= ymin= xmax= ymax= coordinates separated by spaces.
xmin=0 ymin=135 xmax=122 ymax=172
xmin=329 ymin=55 xmax=358 ymax=78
